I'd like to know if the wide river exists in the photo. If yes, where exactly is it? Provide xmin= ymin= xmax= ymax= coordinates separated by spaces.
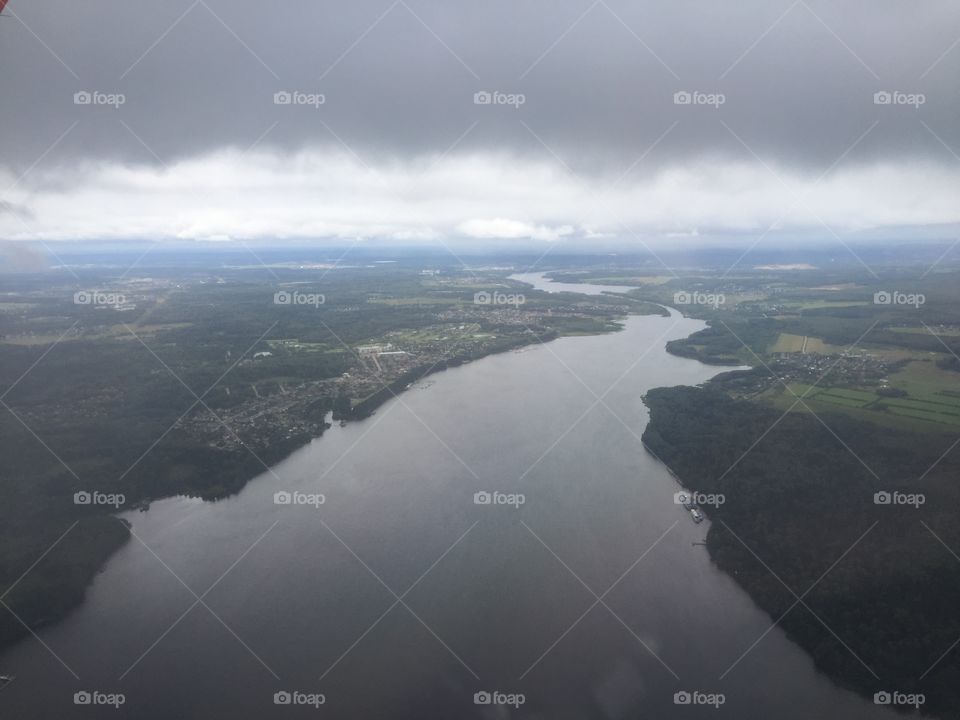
xmin=0 ymin=273 xmax=894 ymax=718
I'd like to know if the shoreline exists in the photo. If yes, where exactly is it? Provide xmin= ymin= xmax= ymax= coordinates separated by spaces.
xmin=642 ymin=330 xmax=957 ymax=719
xmin=0 ymin=305 xmax=653 ymax=658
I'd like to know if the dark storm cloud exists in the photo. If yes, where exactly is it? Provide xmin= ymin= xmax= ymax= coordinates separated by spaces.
xmin=1 ymin=0 xmax=958 ymax=244
xmin=2 ymin=0 xmax=959 ymax=176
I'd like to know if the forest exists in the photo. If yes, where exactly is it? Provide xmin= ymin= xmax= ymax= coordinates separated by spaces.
xmin=644 ymin=381 xmax=960 ymax=716
xmin=0 ymin=261 xmax=636 ymax=652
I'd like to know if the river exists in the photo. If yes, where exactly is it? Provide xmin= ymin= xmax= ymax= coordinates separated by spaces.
xmin=0 ymin=272 xmax=894 ymax=718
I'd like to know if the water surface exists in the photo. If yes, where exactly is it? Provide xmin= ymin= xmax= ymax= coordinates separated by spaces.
xmin=0 ymin=276 xmax=893 ymax=719
xmin=509 ymin=271 xmax=637 ymax=296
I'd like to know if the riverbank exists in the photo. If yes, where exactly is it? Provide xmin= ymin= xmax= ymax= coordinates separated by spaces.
xmin=2 ymin=308 xmax=898 ymax=720
xmin=0 ymin=298 xmax=658 ymax=657
xmin=642 ymin=371 xmax=960 ymax=718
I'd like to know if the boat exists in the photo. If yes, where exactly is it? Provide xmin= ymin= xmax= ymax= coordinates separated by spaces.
xmin=689 ymin=508 xmax=704 ymax=523
xmin=0 ymin=674 xmax=14 ymax=684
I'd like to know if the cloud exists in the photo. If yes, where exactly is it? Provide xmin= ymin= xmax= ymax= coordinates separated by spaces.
xmin=457 ymin=218 xmax=574 ymax=242
xmin=3 ymin=148 xmax=958 ymax=244
xmin=1 ymin=1 xmax=959 ymax=245
xmin=1 ymin=0 xmax=959 ymax=174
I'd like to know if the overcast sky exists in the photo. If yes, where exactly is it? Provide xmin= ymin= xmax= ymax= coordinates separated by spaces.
xmin=1 ymin=0 xmax=959 ymax=246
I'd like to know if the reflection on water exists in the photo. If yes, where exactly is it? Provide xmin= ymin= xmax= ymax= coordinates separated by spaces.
xmin=0 ymin=275 xmax=894 ymax=719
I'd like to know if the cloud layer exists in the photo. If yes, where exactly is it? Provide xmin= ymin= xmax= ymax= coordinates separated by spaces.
xmin=1 ymin=0 xmax=959 ymax=243
xmin=3 ymin=150 xmax=958 ymax=243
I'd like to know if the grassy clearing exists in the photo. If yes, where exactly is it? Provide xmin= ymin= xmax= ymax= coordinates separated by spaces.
xmin=769 ymin=333 xmax=843 ymax=353
xmin=892 ymin=396 xmax=960 ymax=411
xmin=815 ymin=394 xmax=871 ymax=408
xmin=770 ymin=333 xmax=806 ymax=352
xmin=887 ymin=358 xmax=958 ymax=399
xmin=764 ymin=389 xmax=947 ymax=433
xmin=884 ymin=405 xmax=960 ymax=426
xmin=798 ymin=387 xmax=874 ymax=409
xmin=782 ymin=376 xmax=960 ymax=428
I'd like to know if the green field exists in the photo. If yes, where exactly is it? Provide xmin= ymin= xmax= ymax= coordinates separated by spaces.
xmin=887 ymin=358 xmax=960 ymax=399
xmin=784 ymin=378 xmax=960 ymax=428
xmin=769 ymin=333 xmax=843 ymax=353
